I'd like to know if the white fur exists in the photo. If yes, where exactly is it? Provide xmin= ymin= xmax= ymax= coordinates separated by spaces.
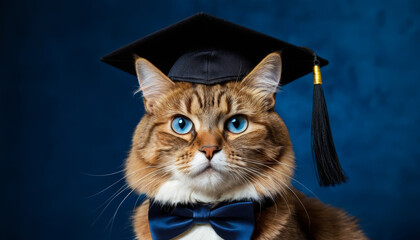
xmin=153 ymin=150 xmax=260 ymax=239
xmin=178 ymin=151 xmax=228 ymax=194
xmin=154 ymin=179 xmax=259 ymax=204
xmin=154 ymin=150 xmax=260 ymax=240
xmin=154 ymin=179 xmax=217 ymax=203
xmin=153 ymin=180 xmax=259 ymax=240
xmin=174 ymin=225 xmax=223 ymax=240
xmin=155 ymin=150 xmax=260 ymax=204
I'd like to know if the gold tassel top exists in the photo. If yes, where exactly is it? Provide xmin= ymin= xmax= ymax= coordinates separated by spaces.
xmin=313 ymin=65 xmax=322 ymax=85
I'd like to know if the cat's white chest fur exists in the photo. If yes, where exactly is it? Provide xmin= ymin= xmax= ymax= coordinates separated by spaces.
xmin=153 ymin=180 xmax=259 ymax=240
xmin=174 ymin=225 xmax=222 ymax=240
xmin=154 ymin=179 xmax=259 ymax=204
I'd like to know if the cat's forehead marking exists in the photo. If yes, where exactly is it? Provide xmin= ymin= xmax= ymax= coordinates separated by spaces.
xmin=167 ymin=84 xmax=225 ymax=133
xmin=184 ymin=84 xmax=238 ymax=121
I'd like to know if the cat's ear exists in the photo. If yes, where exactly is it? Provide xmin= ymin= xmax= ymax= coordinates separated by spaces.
xmin=135 ymin=57 xmax=175 ymax=113
xmin=241 ymin=52 xmax=282 ymax=109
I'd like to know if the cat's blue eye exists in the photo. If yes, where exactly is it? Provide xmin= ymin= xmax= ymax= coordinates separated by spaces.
xmin=226 ymin=115 xmax=248 ymax=134
xmin=171 ymin=116 xmax=193 ymax=134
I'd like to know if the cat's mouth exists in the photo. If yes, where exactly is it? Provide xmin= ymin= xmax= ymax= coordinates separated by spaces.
xmin=191 ymin=165 xmax=219 ymax=177
xmin=202 ymin=166 xmax=213 ymax=172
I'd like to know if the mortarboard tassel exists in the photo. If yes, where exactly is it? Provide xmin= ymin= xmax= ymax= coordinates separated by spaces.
xmin=311 ymin=53 xmax=347 ymax=187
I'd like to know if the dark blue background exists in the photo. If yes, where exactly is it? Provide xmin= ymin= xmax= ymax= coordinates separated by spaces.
xmin=1 ymin=0 xmax=419 ymax=239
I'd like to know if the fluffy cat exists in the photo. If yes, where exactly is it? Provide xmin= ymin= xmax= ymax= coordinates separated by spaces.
xmin=125 ymin=52 xmax=367 ymax=239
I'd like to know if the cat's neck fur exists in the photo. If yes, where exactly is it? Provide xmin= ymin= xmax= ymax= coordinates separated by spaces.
xmin=153 ymin=179 xmax=261 ymax=205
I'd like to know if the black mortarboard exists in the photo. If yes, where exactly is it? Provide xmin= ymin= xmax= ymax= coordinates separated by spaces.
xmin=102 ymin=13 xmax=346 ymax=187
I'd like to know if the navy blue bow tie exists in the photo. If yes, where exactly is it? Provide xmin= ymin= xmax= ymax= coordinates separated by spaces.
xmin=148 ymin=200 xmax=255 ymax=240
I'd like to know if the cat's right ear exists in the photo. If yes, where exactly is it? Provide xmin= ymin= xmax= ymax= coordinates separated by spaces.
xmin=135 ymin=57 xmax=175 ymax=113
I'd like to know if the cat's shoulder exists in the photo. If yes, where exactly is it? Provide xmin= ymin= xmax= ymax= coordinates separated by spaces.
xmin=133 ymin=199 xmax=153 ymax=240
xmin=294 ymin=193 xmax=368 ymax=240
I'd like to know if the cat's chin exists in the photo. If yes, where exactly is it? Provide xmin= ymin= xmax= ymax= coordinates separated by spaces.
xmin=183 ymin=169 xmax=231 ymax=193
xmin=189 ymin=166 xmax=220 ymax=178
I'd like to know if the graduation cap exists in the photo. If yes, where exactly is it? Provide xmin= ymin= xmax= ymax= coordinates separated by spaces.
xmin=102 ymin=13 xmax=347 ymax=187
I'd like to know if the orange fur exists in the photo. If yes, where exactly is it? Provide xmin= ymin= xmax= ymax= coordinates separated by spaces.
xmin=125 ymin=52 xmax=367 ymax=239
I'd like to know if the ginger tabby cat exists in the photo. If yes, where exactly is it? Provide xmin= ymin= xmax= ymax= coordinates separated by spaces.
xmin=125 ymin=52 xmax=367 ymax=239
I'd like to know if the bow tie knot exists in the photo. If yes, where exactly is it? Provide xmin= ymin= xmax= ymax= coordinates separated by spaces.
xmin=148 ymin=200 xmax=255 ymax=240
xmin=193 ymin=205 xmax=211 ymax=224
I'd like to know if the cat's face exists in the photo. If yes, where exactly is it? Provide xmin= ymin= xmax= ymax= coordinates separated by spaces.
xmin=125 ymin=52 xmax=295 ymax=202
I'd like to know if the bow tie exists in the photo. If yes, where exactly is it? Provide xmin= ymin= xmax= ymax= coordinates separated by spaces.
xmin=148 ymin=200 xmax=255 ymax=240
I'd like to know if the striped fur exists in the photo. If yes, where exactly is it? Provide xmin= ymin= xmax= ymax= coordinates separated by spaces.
xmin=126 ymin=52 xmax=367 ymax=239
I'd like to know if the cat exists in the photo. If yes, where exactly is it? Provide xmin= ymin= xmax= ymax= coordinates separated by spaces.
xmin=125 ymin=52 xmax=367 ymax=239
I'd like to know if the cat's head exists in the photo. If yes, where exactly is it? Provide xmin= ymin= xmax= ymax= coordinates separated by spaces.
xmin=125 ymin=52 xmax=295 ymax=203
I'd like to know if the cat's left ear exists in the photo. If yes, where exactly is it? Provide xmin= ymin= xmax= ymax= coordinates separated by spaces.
xmin=241 ymin=52 xmax=282 ymax=109
xmin=135 ymin=57 xmax=175 ymax=113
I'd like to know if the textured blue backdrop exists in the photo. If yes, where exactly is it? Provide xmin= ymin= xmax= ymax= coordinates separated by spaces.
xmin=1 ymin=0 xmax=419 ymax=239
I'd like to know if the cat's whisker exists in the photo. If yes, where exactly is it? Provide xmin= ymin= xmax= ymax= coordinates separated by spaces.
xmin=236 ymin=147 xmax=296 ymax=169
xmin=228 ymin=166 xmax=251 ymax=186
xmin=129 ymin=167 xmax=169 ymax=192
xmin=240 ymin=161 xmax=309 ymax=224
xmin=136 ymin=170 xmax=171 ymax=193
xmin=92 ymin=168 xmax=167 ymax=227
xmin=230 ymin=165 xmax=273 ymax=196
xmin=91 ymin=182 xmax=129 ymax=227
xmin=88 ymin=166 xmax=156 ymax=198
xmin=88 ymin=167 xmax=147 ymax=198
xmin=107 ymin=185 xmax=139 ymax=231
xmin=133 ymin=194 xmax=146 ymax=213
xmin=103 ymin=169 xmax=170 ymax=232
xmin=242 ymin=158 xmax=318 ymax=198
xmin=249 ymin=167 xmax=292 ymax=217
xmin=243 ymin=174 xmax=277 ymax=214
xmin=281 ymin=182 xmax=311 ymax=226
xmin=82 ymin=168 xmax=125 ymax=177
xmin=95 ymin=183 xmax=129 ymax=212
xmin=92 ymin=167 xmax=153 ymax=209
xmin=230 ymin=164 xmax=280 ymax=214
xmin=89 ymin=176 xmax=127 ymax=199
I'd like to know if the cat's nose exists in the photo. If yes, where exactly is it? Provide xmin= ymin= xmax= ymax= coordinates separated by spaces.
xmin=199 ymin=145 xmax=221 ymax=160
